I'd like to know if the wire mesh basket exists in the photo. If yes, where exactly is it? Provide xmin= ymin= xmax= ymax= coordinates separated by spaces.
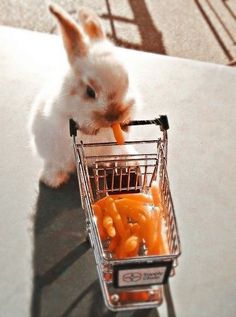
xmin=70 ymin=116 xmax=181 ymax=311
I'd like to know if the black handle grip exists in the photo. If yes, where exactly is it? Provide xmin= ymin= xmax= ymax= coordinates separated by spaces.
xmin=69 ymin=118 xmax=78 ymax=137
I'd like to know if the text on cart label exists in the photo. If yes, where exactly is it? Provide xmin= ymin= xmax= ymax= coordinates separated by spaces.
xmin=118 ymin=266 xmax=167 ymax=287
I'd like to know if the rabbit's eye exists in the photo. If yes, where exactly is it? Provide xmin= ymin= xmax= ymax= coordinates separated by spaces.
xmin=86 ymin=85 xmax=96 ymax=99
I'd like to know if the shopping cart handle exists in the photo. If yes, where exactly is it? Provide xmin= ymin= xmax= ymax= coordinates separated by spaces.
xmin=128 ymin=115 xmax=169 ymax=131
xmin=69 ymin=118 xmax=78 ymax=137
xmin=69 ymin=115 xmax=169 ymax=137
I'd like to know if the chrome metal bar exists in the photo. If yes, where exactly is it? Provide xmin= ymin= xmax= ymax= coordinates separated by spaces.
xmin=71 ymin=118 xmax=181 ymax=312
xmin=81 ymin=139 xmax=159 ymax=147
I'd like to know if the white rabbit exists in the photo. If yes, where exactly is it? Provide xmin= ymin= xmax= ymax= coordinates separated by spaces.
xmin=29 ymin=3 xmax=140 ymax=188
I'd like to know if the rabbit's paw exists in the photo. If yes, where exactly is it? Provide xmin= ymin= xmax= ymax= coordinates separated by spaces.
xmin=40 ymin=167 xmax=70 ymax=188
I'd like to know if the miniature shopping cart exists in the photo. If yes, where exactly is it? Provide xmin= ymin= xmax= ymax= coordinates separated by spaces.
xmin=70 ymin=115 xmax=181 ymax=311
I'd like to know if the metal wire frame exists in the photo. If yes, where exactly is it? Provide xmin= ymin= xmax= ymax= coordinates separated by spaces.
xmin=72 ymin=130 xmax=181 ymax=311
xmin=74 ymin=136 xmax=180 ymax=259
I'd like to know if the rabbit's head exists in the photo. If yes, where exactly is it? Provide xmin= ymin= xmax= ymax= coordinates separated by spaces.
xmin=49 ymin=3 xmax=137 ymax=135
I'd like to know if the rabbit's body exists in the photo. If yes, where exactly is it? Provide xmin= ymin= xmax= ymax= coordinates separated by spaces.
xmin=29 ymin=4 xmax=139 ymax=187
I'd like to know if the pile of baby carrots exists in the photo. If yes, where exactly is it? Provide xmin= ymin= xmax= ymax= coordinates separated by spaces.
xmin=92 ymin=181 xmax=169 ymax=259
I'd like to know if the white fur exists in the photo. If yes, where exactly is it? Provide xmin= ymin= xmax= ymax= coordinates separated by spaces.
xmin=29 ymin=4 xmax=140 ymax=187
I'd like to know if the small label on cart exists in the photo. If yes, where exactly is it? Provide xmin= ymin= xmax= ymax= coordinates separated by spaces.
xmin=117 ymin=266 xmax=168 ymax=287
xmin=113 ymin=262 xmax=173 ymax=288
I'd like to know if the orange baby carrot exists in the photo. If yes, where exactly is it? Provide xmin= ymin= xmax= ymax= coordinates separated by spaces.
xmin=115 ymin=198 xmax=150 ymax=218
xmin=124 ymin=235 xmax=139 ymax=253
xmin=92 ymin=204 xmax=107 ymax=240
xmin=126 ymin=248 xmax=139 ymax=257
xmin=103 ymin=216 xmax=116 ymax=237
xmin=148 ymin=232 xmax=169 ymax=255
xmin=157 ymin=233 xmax=169 ymax=255
xmin=146 ymin=206 xmax=162 ymax=255
xmin=130 ymin=223 xmax=141 ymax=236
xmin=105 ymin=197 xmax=127 ymax=238
xmin=147 ymin=212 xmax=169 ymax=255
xmin=119 ymin=292 xmax=128 ymax=302
xmin=131 ymin=291 xmax=149 ymax=301
xmin=111 ymin=193 xmax=153 ymax=204
xmin=121 ymin=203 xmax=156 ymax=252
xmin=103 ymin=216 xmax=113 ymax=229
xmin=107 ymin=226 xmax=116 ymax=238
xmin=151 ymin=181 xmax=161 ymax=206
xmin=111 ymin=123 xmax=125 ymax=145
xmin=112 ymin=199 xmax=129 ymax=228
xmin=140 ymin=212 xmax=156 ymax=251
xmin=95 ymin=196 xmax=110 ymax=210
xmin=108 ymin=235 xmax=119 ymax=252
xmin=115 ymin=201 xmax=147 ymax=226
xmin=127 ymin=222 xmax=140 ymax=234
xmin=114 ymin=239 xmax=127 ymax=259
xmin=92 ymin=204 xmax=102 ymax=218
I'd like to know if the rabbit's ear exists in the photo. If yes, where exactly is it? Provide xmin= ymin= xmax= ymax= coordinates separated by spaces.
xmin=78 ymin=8 xmax=105 ymax=41
xmin=49 ymin=3 xmax=88 ymax=63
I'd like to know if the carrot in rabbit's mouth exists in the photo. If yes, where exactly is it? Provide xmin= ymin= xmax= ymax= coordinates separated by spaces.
xmin=111 ymin=123 xmax=125 ymax=145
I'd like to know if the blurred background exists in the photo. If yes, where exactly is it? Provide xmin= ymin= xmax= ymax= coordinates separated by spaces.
xmin=0 ymin=0 xmax=235 ymax=66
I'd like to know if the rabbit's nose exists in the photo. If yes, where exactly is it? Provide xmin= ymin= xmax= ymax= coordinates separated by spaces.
xmin=105 ymin=111 xmax=120 ymax=123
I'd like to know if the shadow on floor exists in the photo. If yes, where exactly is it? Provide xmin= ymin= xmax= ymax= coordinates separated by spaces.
xmin=102 ymin=0 xmax=166 ymax=54
xmin=194 ymin=0 xmax=236 ymax=64
xmin=51 ymin=0 xmax=166 ymax=55
xmin=31 ymin=174 xmax=88 ymax=317
xmin=31 ymin=174 xmax=170 ymax=317
xmin=50 ymin=0 xmax=236 ymax=66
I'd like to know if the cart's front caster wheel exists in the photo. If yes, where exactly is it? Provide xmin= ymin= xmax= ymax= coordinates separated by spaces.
xmin=85 ymin=231 xmax=92 ymax=248
xmin=110 ymin=294 xmax=120 ymax=305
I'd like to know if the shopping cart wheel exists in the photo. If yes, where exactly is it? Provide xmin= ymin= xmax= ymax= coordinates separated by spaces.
xmin=86 ymin=232 xmax=91 ymax=245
